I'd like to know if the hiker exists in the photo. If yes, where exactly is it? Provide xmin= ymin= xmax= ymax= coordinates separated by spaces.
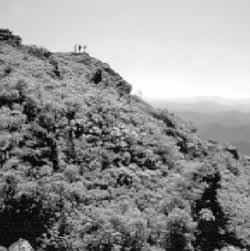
xmin=78 ymin=45 xmax=82 ymax=53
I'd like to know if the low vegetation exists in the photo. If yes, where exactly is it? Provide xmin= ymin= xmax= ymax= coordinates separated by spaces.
xmin=0 ymin=30 xmax=250 ymax=251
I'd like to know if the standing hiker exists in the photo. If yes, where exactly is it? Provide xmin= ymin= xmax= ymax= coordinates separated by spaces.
xmin=74 ymin=44 xmax=77 ymax=53
xmin=78 ymin=45 xmax=82 ymax=53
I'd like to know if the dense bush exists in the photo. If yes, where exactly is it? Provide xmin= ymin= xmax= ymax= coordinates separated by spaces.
xmin=23 ymin=45 xmax=52 ymax=59
xmin=163 ymin=208 xmax=196 ymax=251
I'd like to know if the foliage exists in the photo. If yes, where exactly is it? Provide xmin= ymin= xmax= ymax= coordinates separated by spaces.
xmin=163 ymin=208 xmax=196 ymax=251
xmin=23 ymin=45 xmax=52 ymax=59
xmin=0 ymin=38 xmax=249 ymax=251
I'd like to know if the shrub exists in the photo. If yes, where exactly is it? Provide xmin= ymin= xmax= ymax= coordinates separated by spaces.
xmin=64 ymin=165 xmax=79 ymax=182
xmin=24 ymin=45 xmax=52 ymax=59
xmin=163 ymin=208 xmax=196 ymax=251
xmin=159 ymin=197 xmax=187 ymax=216
xmin=91 ymin=69 xmax=103 ymax=84
xmin=0 ymin=178 xmax=59 ymax=247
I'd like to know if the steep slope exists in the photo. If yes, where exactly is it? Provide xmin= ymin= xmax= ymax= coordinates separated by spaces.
xmin=0 ymin=30 xmax=250 ymax=251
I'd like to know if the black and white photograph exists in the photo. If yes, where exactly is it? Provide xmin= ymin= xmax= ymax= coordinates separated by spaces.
xmin=0 ymin=1 xmax=250 ymax=250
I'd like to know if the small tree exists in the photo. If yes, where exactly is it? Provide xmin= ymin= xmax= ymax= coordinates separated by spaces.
xmin=163 ymin=208 xmax=196 ymax=251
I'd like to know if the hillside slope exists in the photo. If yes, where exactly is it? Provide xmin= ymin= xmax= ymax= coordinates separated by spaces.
xmin=0 ymin=30 xmax=250 ymax=251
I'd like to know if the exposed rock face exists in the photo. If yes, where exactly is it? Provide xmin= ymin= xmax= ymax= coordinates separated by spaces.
xmin=0 ymin=246 xmax=8 ymax=251
xmin=8 ymin=239 xmax=34 ymax=251
xmin=0 ymin=29 xmax=22 ymax=46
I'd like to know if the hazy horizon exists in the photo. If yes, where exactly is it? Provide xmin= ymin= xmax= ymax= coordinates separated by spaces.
xmin=2 ymin=0 xmax=250 ymax=99
xmin=147 ymin=95 xmax=250 ymax=113
xmin=146 ymin=95 xmax=250 ymax=103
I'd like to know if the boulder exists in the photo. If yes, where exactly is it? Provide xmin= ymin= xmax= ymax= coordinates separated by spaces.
xmin=0 ymin=246 xmax=8 ymax=251
xmin=8 ymin=239 xmax=34 ymax=251
xmin=220 ymin=245 xmax=242 ymax=251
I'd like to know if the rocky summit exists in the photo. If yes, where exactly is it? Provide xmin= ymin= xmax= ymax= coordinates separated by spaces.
xmin=0 ymin=30 xmax=250 ymax=251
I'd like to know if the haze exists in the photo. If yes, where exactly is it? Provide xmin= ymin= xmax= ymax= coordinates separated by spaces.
xmin=1 ymin=0 xmax=250 ymax=99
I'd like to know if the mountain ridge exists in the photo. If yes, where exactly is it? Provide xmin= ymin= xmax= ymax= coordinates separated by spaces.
xmin=0 ymin=29 xmax=250 ymax=251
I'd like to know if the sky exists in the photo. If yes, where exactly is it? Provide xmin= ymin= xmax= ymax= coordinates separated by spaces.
xmin=1 ymin=0 xmax=250 ymax=99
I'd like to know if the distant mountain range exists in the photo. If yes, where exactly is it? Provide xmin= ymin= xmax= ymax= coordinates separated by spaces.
xmin=148 ymin=97 xmax=250 ymax=155
xmin=148 ymin=96 xmax=250 ymax=112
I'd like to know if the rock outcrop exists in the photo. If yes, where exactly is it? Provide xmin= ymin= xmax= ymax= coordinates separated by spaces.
xmin=8 ymin=239 xmax=33 ymax=251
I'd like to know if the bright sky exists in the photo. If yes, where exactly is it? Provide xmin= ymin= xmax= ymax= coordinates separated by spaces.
xmin=1 ymin=0 xmax=250 ymax=99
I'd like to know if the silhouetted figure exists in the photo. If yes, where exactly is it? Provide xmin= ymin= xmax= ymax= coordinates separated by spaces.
xmin=78 ymin=45 xmax=82 ymax=53
xmin=74 ymin=44 xmax=77 ymax=53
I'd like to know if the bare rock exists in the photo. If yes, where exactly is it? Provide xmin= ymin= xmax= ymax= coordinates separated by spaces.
xmin=220 ymin=246 xmax=242 ymax=251
xmin=8 ymin=239 xmax=34 ymax=251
